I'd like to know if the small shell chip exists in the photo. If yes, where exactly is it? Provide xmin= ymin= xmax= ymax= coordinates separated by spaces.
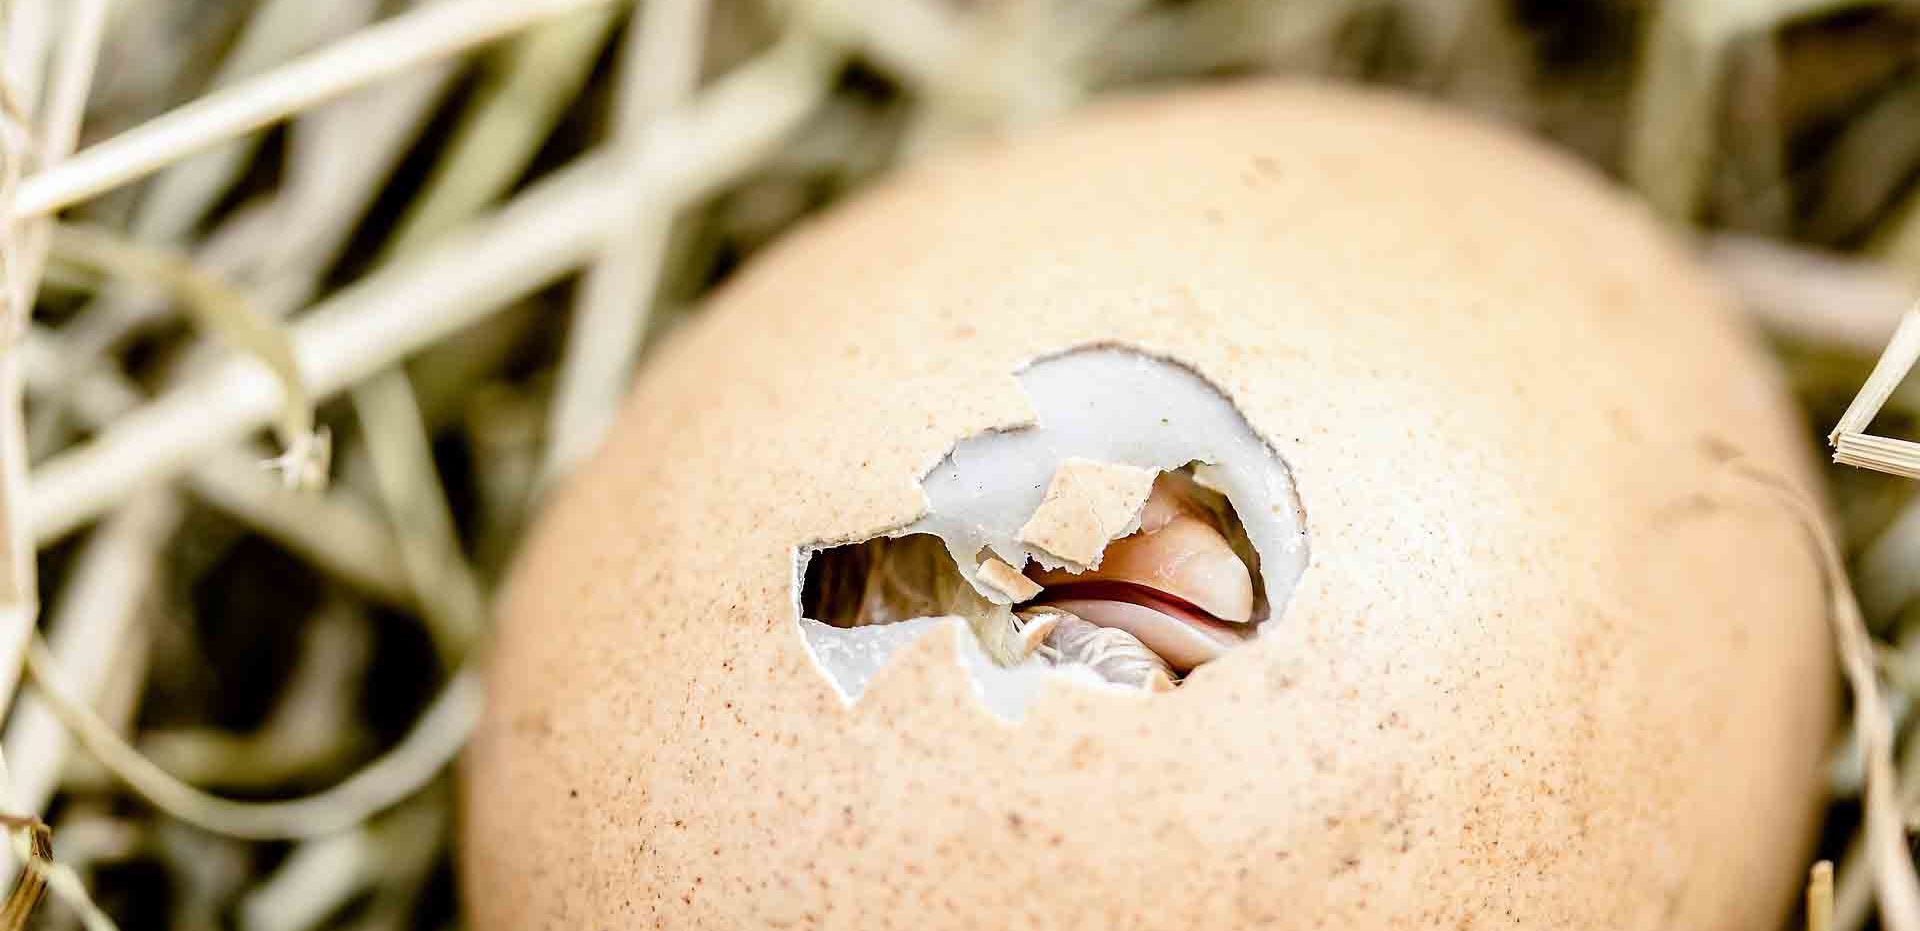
xmin=1016 ymin=458 xmax=1156 ymax=567
xmin=977 ymin=557 xmax=1042 ymax=602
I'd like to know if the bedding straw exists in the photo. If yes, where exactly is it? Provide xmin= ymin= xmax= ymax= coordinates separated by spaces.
xmin=11 ymin=0 xmax=623 ymax=220
xmin=542 ymin=0 xmax=709 ymax=482
xmin=31 ymin=33 xmax=837 ymax=541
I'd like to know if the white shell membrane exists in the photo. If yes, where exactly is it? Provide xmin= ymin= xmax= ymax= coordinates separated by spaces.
xmin=795 ymin=346 xmax=1309 ymax=720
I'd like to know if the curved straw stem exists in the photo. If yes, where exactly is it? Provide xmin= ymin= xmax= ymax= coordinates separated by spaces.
xmin=1728 ymin=462 xmax=1920 ymax=931
xmin=24 ymin=638 xmax=480 ymax=841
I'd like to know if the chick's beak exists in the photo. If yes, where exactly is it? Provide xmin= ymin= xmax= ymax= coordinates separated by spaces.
xmin=1025 ymin=472 xmax=1257 ymax=675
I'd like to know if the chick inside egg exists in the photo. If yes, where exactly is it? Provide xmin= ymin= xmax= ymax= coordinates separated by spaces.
xmin=805 ymin=467 xmax=1258 ymax=687
xmin=793 ymin=346 xmax=1308 ymax=717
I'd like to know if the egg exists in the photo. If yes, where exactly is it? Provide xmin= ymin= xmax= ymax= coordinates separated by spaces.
xmin=461 ymin=83 xmax=1835 ymax=930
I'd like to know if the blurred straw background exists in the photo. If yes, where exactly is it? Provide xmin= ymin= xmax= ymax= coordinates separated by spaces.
xmin=1 ymin=0 xmax=1919 ymax=928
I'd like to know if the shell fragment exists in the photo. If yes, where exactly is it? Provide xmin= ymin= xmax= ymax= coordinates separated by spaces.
xmin=1016 ymin=458 xmax=1157 ymax=568
xmin=978 ymin=557 xmax=1043 ymax=602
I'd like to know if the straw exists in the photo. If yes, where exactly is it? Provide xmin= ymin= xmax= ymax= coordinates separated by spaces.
xmin=10 ymin=0 xmax=622 ymax=220
xmin=542 ymin=0 xmax=710 ymax=482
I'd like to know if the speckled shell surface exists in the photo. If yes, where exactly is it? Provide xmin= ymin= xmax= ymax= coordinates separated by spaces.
xmin=462 ymin=83 xmax=1835 ymax=930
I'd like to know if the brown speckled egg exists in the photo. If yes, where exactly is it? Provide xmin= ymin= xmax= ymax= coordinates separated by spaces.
xmin=462 ymin=83 xmax=1835 ymax=930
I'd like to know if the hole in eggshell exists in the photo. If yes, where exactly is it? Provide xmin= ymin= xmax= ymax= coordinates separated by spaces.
xmin=792 ymin=345 xmax=1309 ymax=720
xmin=803 ymin=465 xmax=1268 ymax=691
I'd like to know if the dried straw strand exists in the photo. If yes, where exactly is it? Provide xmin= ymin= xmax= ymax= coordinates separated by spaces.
xmin=1732 ymin=461 xmax=1920 ymax=931
xmin=1836 ymin=434 xmax=1920 ymax=482
xmin=23 ymin=637 xmax=480 ymax=841
xmin=542 ymin=0 xmax=711 ymax=482
xmin=1833 ymin=307 xmax=1920 ymax=443
xmin=11 ymin=0 xmax=622 ymax=219
xmin=1813 ymin=860 xmax=1835 ymax=931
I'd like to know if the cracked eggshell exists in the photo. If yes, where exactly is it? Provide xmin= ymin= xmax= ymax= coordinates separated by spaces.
xmin=462 ymin=83 xmax=1835 ymax=930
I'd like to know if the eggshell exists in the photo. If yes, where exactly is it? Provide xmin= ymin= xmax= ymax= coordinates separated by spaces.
xmin=461 ymin=83 xmax=1835 ymax=930
xmin=1017 ymin=457 xmax=1159 ymax=567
